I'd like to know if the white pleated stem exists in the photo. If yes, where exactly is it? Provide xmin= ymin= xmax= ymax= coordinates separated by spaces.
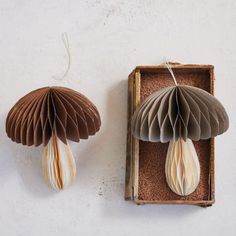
xmin=42 ymin=134 xmax=76 ymax=190
xmin=165 ymin=138 xmax=200 ymax=196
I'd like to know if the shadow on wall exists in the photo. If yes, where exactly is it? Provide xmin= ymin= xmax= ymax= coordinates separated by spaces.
xmin=11 ymin=145 xmax=55 ymax=197
xmin=1 ymin=79 xmax=204 ymax=218
xmin=74 ymin=79 xmax=128 ymax=199
xmin=1 ymin=79 xmax=128 ymax=198
xmin=0 ymin=112 xmax=55 ymax=197
xmin=97 ymin=79 xmax=128 ymax=200
xmin=96 ymin=79 xmax=206 ymax=219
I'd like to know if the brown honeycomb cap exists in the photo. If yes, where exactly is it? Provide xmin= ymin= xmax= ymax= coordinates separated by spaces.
xmin=6 ymin=86 xmax=101 ymax=146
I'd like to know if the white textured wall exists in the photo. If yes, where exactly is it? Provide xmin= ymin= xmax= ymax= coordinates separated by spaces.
xmin=0 ymin=1 xmax=235 ymax=235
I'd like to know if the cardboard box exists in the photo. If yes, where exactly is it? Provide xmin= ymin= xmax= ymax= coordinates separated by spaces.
xmin=125 ymin=63 xmax=215 ymax=207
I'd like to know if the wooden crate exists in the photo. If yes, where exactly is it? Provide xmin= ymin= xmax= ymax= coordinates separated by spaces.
xmin=125 ymin=63 xmax=215 ymax=207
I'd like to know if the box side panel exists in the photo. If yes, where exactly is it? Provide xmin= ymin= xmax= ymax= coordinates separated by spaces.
xmin=133 ymin=71 xmax=141 ymax=201
xmin=209 ymin=67 xmax=215 ymax=205
xmin=125 ymin=74 xmax=133 ymax=199
xmin=125 ymin=70 xmax=141 ymax=200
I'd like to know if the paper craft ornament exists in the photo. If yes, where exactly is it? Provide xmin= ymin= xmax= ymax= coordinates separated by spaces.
xmin=6 ymin=86 xmax=101 ymax=190
xmin=131 ymin=65 xmax=229 ymax=196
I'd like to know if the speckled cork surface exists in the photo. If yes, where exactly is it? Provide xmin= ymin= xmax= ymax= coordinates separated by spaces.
xmin=138 ymin=69 xmax=211 ymax=201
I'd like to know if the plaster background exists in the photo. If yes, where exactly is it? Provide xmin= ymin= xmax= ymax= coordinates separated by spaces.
xmin=0 ymin=1 xmax=235 ymax=235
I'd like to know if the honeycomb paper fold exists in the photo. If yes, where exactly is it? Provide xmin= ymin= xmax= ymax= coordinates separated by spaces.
xmin=6 ymin=86 xmax=101 ymax=191
xmin=165 ymin=138 xmax=200 ymax=196
xmin=131 ymin=85 xmax=229 ymax=143
xmin=6 ymin=86 xmax=101 ymax=146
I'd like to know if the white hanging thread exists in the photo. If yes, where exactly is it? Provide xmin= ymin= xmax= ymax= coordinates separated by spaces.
xmin=164 ymin=61 xmax=178 ymax=86
xmin=52 ymin=32 xmax=71 ymax=82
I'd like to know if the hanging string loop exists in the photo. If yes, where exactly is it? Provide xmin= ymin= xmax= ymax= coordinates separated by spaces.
xmin=164 ymin=61 xmax=178 ymax=86
xmin=52 ymin=32 xmax=71 ymax=82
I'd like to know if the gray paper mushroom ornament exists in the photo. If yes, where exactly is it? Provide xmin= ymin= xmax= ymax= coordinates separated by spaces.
xmin=131 ymin=64 xmax=229 ymax=196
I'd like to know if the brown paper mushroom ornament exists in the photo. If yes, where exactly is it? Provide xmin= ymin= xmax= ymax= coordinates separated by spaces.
xmin=6 ymin=86 xmax=101 ymax=190
xmin=131 ymin=67 xmax=229 ymax=196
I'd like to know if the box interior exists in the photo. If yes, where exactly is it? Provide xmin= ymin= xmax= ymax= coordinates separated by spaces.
xmin=138 ymin=68 xmax=212 ymax=202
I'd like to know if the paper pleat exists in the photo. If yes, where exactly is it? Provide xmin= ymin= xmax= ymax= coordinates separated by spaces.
xmin=131 ymin=85 xmax=229 ymax=142
xmin=6 ymin=86 xmax=101 ymax=146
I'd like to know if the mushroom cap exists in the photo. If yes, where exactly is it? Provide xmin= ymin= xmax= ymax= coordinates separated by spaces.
xmin=131 ymin=85 xmax=229 ymax=143
xmin=6 ymin=86 xmax=101 ymax=146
